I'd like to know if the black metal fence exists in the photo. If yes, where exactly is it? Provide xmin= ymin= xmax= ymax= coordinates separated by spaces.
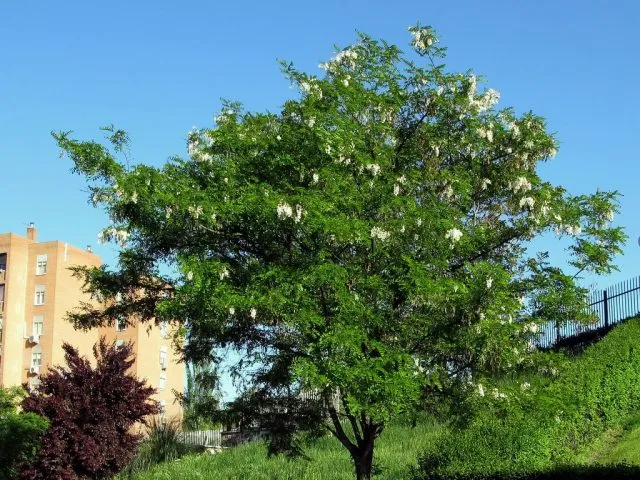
xmin=536 ymin=275 xmax=640 ymax=349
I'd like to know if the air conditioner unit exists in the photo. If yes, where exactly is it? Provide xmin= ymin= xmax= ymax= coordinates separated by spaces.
xmin=29 ymin=366 xmax=40 ymax=374
xmin=28 ymin=335 xmax=40 ymax=344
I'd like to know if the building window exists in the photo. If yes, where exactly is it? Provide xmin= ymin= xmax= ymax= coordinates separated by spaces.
xmin=159 ymin=346 xmax=167 ymax=370
xmin=31 ymin=351 xmax=42 ymax=368
xmin=32 ymin=316 xmax=44 ymax=336
xmin=116 ymin=317 xmax=127 ymax=332
xmin=159 ymin=399 xmax=166 ymax=414
xmin=34 ymin=285 xmax=45 ymax=305
xmin=159 ymin=371 xmax=167 ymax=391
xmin=36 ymin=255 xmax=48 ymax=275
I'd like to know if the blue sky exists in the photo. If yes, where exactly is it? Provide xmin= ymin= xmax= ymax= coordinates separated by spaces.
xmin=2 ymin=1 xmax=639 ymax=397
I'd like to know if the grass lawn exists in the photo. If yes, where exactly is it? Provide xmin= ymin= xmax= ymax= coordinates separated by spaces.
xmin=589 ymin=414 xmax=640 ymax=465
xmin=120 ymin=421 xmax=441 ymax=480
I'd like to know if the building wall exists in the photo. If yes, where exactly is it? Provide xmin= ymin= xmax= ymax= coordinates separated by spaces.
xmin=0 ymin=227 xmax=184 ymax=421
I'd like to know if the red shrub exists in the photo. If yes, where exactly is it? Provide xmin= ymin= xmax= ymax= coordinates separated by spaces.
xmin=19 ymin=338 xmax=159 ymax=479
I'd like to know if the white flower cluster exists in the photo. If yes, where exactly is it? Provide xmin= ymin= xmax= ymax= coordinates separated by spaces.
xmin=299 ymin=79 xmax=322 ymax=98
xmin=219 ymin=267 xmax=229 ymax=280
xmin=477 ymin=383 xmax=485 ymax=397
xmin=186 ymin=271 xmax=194 ymax=281
xmin=470 ymin=89 xmax=501 ymax=112
xmin=492 ymin=388 xmax=508 ymax=400
xmin=250 ymin=308 xmax=257 ymax=319
xmin=509 ymin=177 xmax=532 ymax=193
xmin=481 ymin=178 xmax=492 ymax=190
xmin=366 ymin=163 xmax=381 ymax=176
xmin=519 ymin=197 xmax=535 ymax=210
xmin=445 ymin=228 xmax=463 ymax=245
xmin=486 ymin=277 xmax=493 ymax=289
xmin=311 ymin=172 xmax=320 ymax=184
xmin=371 ymin=226 xmax=391 ymax=241
xmin=393 ymin=184 xmax=401 ymax=196
xmin=188 ymin=205 xmax=204 ymax=219
xmin=277 ymin=202 xmax=306 ymax=223
xmin=565 ymin=225 xmax=582 ymax=236
xmin=523 ymin=322 xmax=539 ymax=334
xmin=476 ymin=126 xmax=494 ymax=143
xmin=409 ymin=26 xmax=437 ymax=51
xmin=321 ymin=48 xmax=359 ymax=71
xmin=97 ymin=227 xmax=130 ymax=246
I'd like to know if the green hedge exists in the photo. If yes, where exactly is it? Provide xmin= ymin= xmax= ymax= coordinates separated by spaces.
xmin=415 ymin=317 xmax=640 ymax=479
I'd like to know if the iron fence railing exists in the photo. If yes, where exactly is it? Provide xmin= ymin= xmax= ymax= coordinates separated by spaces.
xmin=536 ymin=275 xmax=640 ymax=349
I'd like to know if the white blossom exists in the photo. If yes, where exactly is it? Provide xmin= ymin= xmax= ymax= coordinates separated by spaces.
xmin=229 ymin=307 xmax=235 ymax=315
xmin=445 ymin=228 xmax=463 ymax=244
xmin=165 ymin=206 xmax=172 ymax=219
xmin=409 ymin=26 xmax=437 ymax=51
xmin=605 ymin=210 xmax=615 ymax=222
xmin=477 ymin=383 xmax=485 ymax=397
xmin=328 ymin=48 xmax=358 ymax=69
xmin=397 ymin=175 xmax=407 ymax=184
xmin=492 ymin=388 xmax=507 ymax=400
xmin=250 ymin=308 xmax=257 ymax=319
xmin=521 ymin=382 xmax=531 ymax=391
xmin=186 ymin=271 xmax=194 ymax=281
xmin=486 ymin=129 xmax=494 ymax=143
xmin=524 ymin=322 xmax=539 ymax=333
xmin=565 ymin=225 xmax=582 ymax=236
xmin=276 ymin=135 xmax=282 ymax=141
xmin=306 ymin=117 xmax=316 ymax=128
xmin=325 ymin=144 xmax=332 ymax=156
xmin=188 ymin=205 xmax=204 ymax=219
xmin=509 ymin=177 xmax=532 ymax=193
xmin=219 ymin=267 xmax=229 ymax=280
xmin=366 ymin=163 xmax=381 ymax=176
xmin=312 ymin=173 xmax=320 ymax=184
xmin=393 ymin=184 xmax=401 ymax=196
xmin=130 ymin=191 xmax=138 ymax=204
xmin=277 ymin=201 xmax=293 ymax=219
xmin=294 ymin=204 xmax=306 ymax=223
xmin=400 ymin=224 xmax=406 ymax=233
xmin=481 ymin=178 xmax=492 ymax=190
xmin=443 ymin=185 xmax=454 ymax=199
xmin=519 ymin=197 xmax=535 ymax=210
xmin=371 ymin=226 xmax=391 ymax=241
xmin=486 ymin=277 xmax=493 ymax=289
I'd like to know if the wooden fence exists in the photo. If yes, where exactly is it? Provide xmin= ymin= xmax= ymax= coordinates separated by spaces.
xmin=536 ymin=275 xmax=640 ymax=349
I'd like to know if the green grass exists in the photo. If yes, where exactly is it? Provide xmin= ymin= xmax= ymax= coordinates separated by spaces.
xmin=119 ymin=421 xmax=442 ymax=480
xmin=588 ymin=414 xmax=640 ymax=465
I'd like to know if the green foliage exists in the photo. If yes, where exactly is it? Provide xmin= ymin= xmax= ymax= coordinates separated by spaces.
xmin=415 ymin=317 xmax=640 ymax=479
xmin=120 ymin=418 xmax=203 ymax=478
xmin=54 ymin=24 xmax=625 ymax=480
xmin=0 ymin=387 xmax=49 ymax=480
xmin=180 ymin=362 xmax=222 ymax=431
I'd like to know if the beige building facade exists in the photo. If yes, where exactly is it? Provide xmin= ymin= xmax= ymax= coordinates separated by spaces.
xmin=0 ymin=225 xmax=183 ymax=420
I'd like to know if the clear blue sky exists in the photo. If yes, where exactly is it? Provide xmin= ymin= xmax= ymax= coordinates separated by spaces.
xmin=2 ymin=1 xmax=639 ymax=397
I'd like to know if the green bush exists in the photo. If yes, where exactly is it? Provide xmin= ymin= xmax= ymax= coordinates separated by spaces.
xmin=0 ymin=387 xmax=49 ymax=480
xmin=415 ymin=317 xmax=640 ymax=479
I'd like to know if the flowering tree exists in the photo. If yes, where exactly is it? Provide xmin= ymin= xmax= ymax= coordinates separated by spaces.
xmin=19 ymin=340 xmax=158 ymax=480
xmin=55 ymin=25 xmax=624 ymax=480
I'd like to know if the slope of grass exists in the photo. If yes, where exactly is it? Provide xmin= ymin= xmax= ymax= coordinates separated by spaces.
xmin=119 ymin=421 xmax=441 ymax=480
xmin=587 ymin=414 xmax=640 ymax=465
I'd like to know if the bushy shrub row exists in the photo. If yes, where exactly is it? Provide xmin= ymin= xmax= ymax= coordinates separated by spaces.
xmin=415 ymin=317 xmax=640 ymax=479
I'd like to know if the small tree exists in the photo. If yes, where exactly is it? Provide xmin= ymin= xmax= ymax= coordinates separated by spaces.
xmin=55 ymin=25 xmax=625 ymax=480
xmin=19 ymin=339 xmax=158 ymax=480
xmin=0 ymin=387 xmax=48 ymax=480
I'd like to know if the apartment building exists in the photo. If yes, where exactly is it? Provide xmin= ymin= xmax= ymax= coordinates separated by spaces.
xmin=0 ymin=224 xmax=183 ymax=420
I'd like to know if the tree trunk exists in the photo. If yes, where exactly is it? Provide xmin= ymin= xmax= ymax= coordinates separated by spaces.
xmin=352 ymin=435 xmax=374 ymax=480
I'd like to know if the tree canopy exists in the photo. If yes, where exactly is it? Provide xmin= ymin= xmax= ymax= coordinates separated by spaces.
xmin=54 ymin=25 xmax=625 ymax=480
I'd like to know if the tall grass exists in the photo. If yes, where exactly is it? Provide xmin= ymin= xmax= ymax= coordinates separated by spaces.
xmin=120 ymin=420 xmax=442 ymax=480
